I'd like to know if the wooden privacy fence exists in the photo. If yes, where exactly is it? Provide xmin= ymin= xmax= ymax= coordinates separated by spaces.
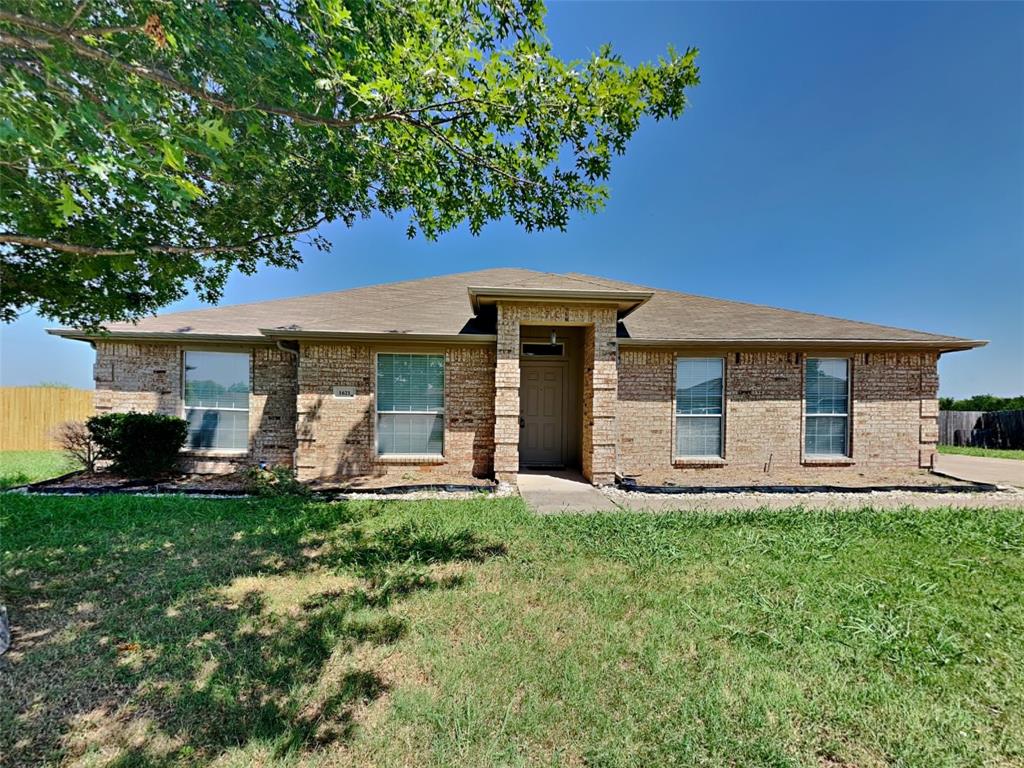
xmin=939 ymin=410 xmax=1024 ymax=450
xmin=0 ymin=387 xmax=94 ymax=450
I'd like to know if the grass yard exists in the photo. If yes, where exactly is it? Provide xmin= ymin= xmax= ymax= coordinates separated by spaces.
xmin=938 ymin=445 xmax=1024 ymax=461
xmin=2 ymin=496 xmax=1022 ymax=767
xmin=0 ymin=450 xmax=79 ymax=489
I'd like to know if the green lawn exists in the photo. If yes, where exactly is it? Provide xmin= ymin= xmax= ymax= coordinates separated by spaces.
xmin=938 ymin=445 xmax=1024 ymax=461
xmin=0 ymin=450 xmax=79 ymax=489
xmin=2 ymin=496 xmax=1022 ymax=767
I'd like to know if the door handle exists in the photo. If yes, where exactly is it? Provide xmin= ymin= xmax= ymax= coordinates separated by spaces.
xmin=519 ymin=415 xmax=525 ymax=429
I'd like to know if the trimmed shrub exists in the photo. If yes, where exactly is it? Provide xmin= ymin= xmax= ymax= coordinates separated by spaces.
xmin=87 ymin=412 xmax=188 ymax=478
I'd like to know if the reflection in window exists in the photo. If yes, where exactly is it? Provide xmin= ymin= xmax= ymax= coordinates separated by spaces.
xmin=183 ymin=351 xmax=250 ymax=451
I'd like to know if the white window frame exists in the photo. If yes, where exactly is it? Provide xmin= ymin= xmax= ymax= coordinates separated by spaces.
xmin=673 ymin=356 xmax=726 ymax=460
xmin=803 ymin=357 xmax=851 ymax=458
xmin=375 ymin=352 xmax=445 ymax=457
xmin=181 ymin=349 xmax=251 ymax=454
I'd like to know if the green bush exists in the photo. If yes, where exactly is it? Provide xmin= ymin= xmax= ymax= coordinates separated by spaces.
xmin=244 ymin=465 xmax=311 ymax=497
xmin=87 ymin=412 xmax=188 ymax=478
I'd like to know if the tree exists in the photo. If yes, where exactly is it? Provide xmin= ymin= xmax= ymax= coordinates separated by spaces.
xmin=0 ymin=1 xmax=699 ymax=328
xmin=940 ymin=394 xmax=1024 ymax=412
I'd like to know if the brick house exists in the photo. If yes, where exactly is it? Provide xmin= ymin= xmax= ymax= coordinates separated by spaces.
xmin=51 ymin=268 xmax=985 ymax=485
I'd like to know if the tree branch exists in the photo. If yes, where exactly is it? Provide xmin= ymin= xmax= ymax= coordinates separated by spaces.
xmin=0 ymin=217 xmax=329 ymax=257
xmin=65 ymin=0 xmax=90 ymax=30
xmin=405 ymin=118 xmax=543 ymax=189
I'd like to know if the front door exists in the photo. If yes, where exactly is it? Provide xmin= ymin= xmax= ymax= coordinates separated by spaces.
xmin=520 ymin=363 xmax=565 ymax=467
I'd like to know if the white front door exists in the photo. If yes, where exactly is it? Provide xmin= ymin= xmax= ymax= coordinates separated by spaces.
xmin=520 ymin=363 xmax=565 ymax=466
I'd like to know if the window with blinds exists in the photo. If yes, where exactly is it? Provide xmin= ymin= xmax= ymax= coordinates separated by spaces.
xmin=183 ymin=351 xmax=250 ymax=451
xmin=804 ymin=358 xmax=850 ymax=456
xmin=376 ymin=353 xmax=444 ymax=455
xmin=675 ymin=357 xmax=724 ymax=457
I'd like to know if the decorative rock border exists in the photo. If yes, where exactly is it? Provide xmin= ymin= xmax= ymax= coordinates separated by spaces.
xmin=615 ymin=476 xmax=1001 ymax=495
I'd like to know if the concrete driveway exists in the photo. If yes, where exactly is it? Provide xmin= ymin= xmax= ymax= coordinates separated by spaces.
xmin=933 ymin=453 xmax=1024 ymax=488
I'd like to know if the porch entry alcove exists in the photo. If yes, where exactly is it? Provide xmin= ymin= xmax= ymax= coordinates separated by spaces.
xmin=475 ymin=286 xmax=654 ymax=485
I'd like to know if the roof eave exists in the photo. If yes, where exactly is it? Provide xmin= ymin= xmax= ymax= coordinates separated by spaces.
xmin=617 ymin=337 xmax=988 ymax=352
xmin=47 ymin=328 xmax=273 ymax=344
xmin=467 ymin=285 xmax=653 ymax=316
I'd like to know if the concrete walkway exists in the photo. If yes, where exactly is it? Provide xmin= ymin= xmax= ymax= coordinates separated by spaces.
xmin=933 ymin=453 xmax=1024 ymax=488
xmin=516 ymin=470 xmax=620 ymax=514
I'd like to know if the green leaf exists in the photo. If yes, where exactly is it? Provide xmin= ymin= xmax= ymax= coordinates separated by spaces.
xmin=161 ymin=141 xmax=186 ymax=172
xmin=196 ymin=119 xmax=234 ymax=151
xmin=53 ymin=182 xmax=83 ymax=225
xmin=172 ymin=176 xmax=204 ymax=200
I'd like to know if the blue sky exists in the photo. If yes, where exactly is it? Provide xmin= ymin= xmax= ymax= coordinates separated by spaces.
xmin=2 ymin=1 xmax=1022 ymax=397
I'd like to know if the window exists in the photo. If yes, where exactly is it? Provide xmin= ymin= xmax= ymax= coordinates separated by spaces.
xmin=675 ymin=358 xmax=724 ymax=457
xmin=376 ymin=353 xmax=444 ymax=455
xmin=183 ymin=351 xmax=250 ymax=451
xmin=804 ymin=358 xmax=849 ymax=456
xmin=521 ymin=342 xmax=565 ymax=357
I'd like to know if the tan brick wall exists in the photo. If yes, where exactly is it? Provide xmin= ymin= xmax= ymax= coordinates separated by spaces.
xmin=93 ymin=341 xmax=297 ymax=473
xmin=294 ymin=342 xmax=495 ymax=482
xmin=618 ymin=348 xmax=940 ymax=483
xmin=250 ymin=346 xmax=298 ymax=467
xmin=94 ymin=341 xmax=182 ymax=416
xmin=853 ymin=351 xmax=939 ymax=469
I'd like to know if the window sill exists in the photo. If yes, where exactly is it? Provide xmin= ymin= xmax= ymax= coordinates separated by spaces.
xmin=377 ymin=454 xmax=447 ymax=465
xmin=673 ymin=457 xmax=727 ymax=468
xmin=801 ymin=457 xmax=855 ymax=467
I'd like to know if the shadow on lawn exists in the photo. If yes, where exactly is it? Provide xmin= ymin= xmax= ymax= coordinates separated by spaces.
xmin=1 ymin=497 xmax=506 ymax=767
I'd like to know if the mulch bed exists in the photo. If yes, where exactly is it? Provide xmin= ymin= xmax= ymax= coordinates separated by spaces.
xmin=15 ymin=470 xmax=497 ymax=497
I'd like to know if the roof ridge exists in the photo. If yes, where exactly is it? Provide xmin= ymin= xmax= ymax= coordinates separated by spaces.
xmin=562 ymin=271 xmax=657 ymax=291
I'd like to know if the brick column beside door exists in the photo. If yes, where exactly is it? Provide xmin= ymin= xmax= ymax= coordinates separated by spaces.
xmin=493 ymin=304 xmax=521 ymax=482
xmin=582 ymin=310 xmax=619 ymax=484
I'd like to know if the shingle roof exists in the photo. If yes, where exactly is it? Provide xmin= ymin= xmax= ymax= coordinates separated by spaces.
xmin=50 ymin=267 xmax=984 ymax=350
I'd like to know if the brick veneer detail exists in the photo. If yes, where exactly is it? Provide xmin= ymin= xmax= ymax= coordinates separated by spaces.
xmin=294 ymin=342 xmax=495 ymax=482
